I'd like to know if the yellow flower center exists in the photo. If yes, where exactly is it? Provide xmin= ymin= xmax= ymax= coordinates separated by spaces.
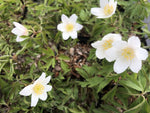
xmin=23 ymin=29 xmax=28 ymax=36
xmin=66 ymin=24 xmax=74 ymax=32
xmin=104 ymin=4 xmax=114 ymax=16
xmin=33 ymin=83 xmax=44 ymax=95
xmin=121 ymin=47 xmax=135 ymax=60
xmin=102 ymin=39 xmax=113 ymax=50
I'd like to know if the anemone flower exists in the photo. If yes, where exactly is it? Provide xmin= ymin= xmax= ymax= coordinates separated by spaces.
xmin=112 ymin=36 xmax=148 ymax=74
xmin=91 ymin=33 xmax=122 ymax=62
xmin=11 ymin=22 xmax=29 ymax=42
xmin=91 ymin=0 xmax=117 ymax=18
xmin=19 ymin=72 xmax=52 ymax=107
xmin=57 ymin=14 xmax=83 ymax=40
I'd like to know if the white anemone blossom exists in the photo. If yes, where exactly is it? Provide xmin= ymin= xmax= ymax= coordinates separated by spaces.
xmin=91 ymin=0 xmax=117 ymax=18
xmin=11 ymin=22 xmax=28 ymax=42
xmin=112 ymin=36 xmax=148 ymax=74
xmin=57 ymin=14 xmax=83 ymax=40
xmin=91 ymin=33 xmax=122 ymax=62
xmin=19 ymin=72 xmax=52 ymax=107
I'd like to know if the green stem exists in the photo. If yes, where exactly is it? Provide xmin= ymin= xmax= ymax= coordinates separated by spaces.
xmin=110 ymin=16 xmax=113 ymax=24
xmin=142 ymin=69 xmax=150 ymax=92
xmin=124 ymin=95 xmax=145 ymax=113
xmin=143 ymin=46 xmax=150 ymax=49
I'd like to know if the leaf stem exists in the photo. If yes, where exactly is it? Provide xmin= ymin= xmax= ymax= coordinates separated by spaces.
xmin=142 ymin=69 xmax=150 ymax=92
xmin=143 ymin=46 xmax=150 ymax=49
xmin=124 ymin=95 xmax=145 ymax=113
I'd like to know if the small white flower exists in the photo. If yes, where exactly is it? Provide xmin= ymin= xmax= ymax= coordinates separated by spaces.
xmin=11 ymin=22 xmax=28 ymax=42
xmin=91 ymin=0 xmax=117 ymax=18
xmin=57 ymin=14 xmax=83 ymax=40
xmin=112 ymin=36 xmax=148 ymax=74
xmin=91 ymin=33 xmax=122 ymax=62
xmin=19 ymin=72 xmax=52 ymax=107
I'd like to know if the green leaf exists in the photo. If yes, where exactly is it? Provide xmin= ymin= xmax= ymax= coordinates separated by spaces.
xmin=97 ymin=78 xmax=112 ymax=92
xmin=60 ymin=60 xmax=70 ymax=73
xmin=102 ymin=86 xmax=117 ymax=100
xmin=77 ymin=81 xmax=89 ymax=87
xmin=41 ymin=58 xmax=55 ymax=71
xmin=80 ymin=9 xmax=89 ymax=21
xmin=124 ymin=96 xmax=146 ymax=113
xmin=119 ymin=79 xmax=143 ymax=92
xmin=87 ymin=76 xmax=103 ymax=87
xmin=58 ymin=54 xmax=70 ymax=61
xmin=0 ymin=77 xmax=8 ymax=89
xmin=76 ymin=68 xmax=88 ymax=79
xmin=16 ymin=43 xmax=31 ymax=55
xmin=101 ymin=104 xmax=120 ymax=113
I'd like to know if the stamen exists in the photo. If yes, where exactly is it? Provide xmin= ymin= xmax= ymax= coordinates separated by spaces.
xmin=23 ymin=29 xmax=28 ymax=36
xmin=102 ymin=39 xmax=113 ymax=50
xmin=33 ymin=83 xmax=44 ymax=95
xmin=104 ymin=4 xmax=114 ymax=16
xmin=66 ymin=24 xmax=74 ymax=32
xmin=121 ymin=47 xmax=135 ymax=60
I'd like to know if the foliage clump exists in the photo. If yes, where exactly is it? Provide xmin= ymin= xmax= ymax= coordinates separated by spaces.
xmin=0 ymin=0 xmax=150 ymax=113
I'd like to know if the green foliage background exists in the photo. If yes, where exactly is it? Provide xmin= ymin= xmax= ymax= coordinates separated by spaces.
xmin=0 ymin=0 xmax=150 ymax=112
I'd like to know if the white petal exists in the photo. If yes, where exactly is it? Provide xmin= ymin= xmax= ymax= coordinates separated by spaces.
xmin=111 ymin=1 xmax=117 ymax=15
xmin=114 ymin=58 xmax=130 ymax=74
xmin=112 ymin=34 xmax=122 ymax=41
xmin=97 ymin=14 xmax=113 ymax=18
xmin=136 ymin=48 xmax=148 ymax=60
xmin=113 ymin=41 xmax=127 ymax=49
xmin=57 ymin=23 xmax=65 ymax=32
xmin=13 ymin=22 xmax=28 ymax=36
xmin=102 ymin=33 xmax=111 ymax=40
xmin=128 ymin=36 xmax=141 ymax=48
xmin=100 ymin=0 xmax=108 ymax=8
xmin=61 ymin=14 xmax=69 ymax=23
xmin=100 ymin=1 xmax=117 ymax=18
xmin=11 ymin=28 xmax=24 ymax=36
xmin=41 ymin=72 xmax=46 ymax=78
xmin=13 ymin=22 xmax=26 ymax=30
xmin=39 ymin=92 xmax=47 ymax=101
xmin=69 ymin=14 xmax=78 ymax=23
xmin=109 ymin=0 xmax=115 ymax=4
xmin=36 ymin=72 xmax=46 ymax=83
xmin=31 ymin=94 xmax=39 ymax=107
xmin=16 ymin=36 xmax=26 ymax=42
xmin=44 ymin=76 xmax=51 ymax=84
xmin=103 ymin=33 xmax=122 ymax=41
xmin=62 ymin=32 xmax=70 ymax=40
xmin=19 ymin=84 xmax=33 ymax=96
xmin=75 ymin=23 xmax=83 ymax=31
xmin=96 ymin=49 xmax=105 ymax=59
xmin=91 ymin=41 xmax=102 ymax=49
xmin=70 ymin=31 xmax=77 ymax=39
xmin=91 ymin=8 xmax=106 ymax=18
xmin=45 ymin=85 xmax=52 ymax=92
xmin=129 ymin=57 xmax=142 ymax=73
xmin=105 ymin=47 xmax=117 ymax=62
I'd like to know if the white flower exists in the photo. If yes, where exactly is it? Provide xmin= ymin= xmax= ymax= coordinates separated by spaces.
xmin=19 ymin=72 xmax=52 ymax=107
xmin=57 ymin=14 xmax=83 ymax=40
xmin=11 ymin=22 xmax=28 ymax=42
xmin=112 ymin=36 xmax=148 ymax=74
xmin=91 ymin=0 xmax=117 ymax=18
xmin=91 ymin=33 xmax=122 ymax=62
